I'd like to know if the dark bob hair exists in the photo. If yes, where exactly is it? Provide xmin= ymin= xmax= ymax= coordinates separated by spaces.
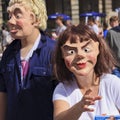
xmin=53 ymin=24 xmax=117 ymax=82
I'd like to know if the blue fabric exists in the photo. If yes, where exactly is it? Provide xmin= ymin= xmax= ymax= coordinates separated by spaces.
xmin=0 ymin=32 xmax=57 ymax=120
xmin=103 ymin=29 xmax=108 ymax=38
xmin=112 ymin=67 xmax=120 ymax=78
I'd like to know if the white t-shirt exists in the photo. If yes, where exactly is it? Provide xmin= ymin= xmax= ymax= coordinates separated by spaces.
xmin=2 ymin=29 xmax=9 ymax=46
xmin=56 ymin=25 xmax=66 ymax=36
xmin=89 ymin=24 xmax=99 ymax=35
xmin=53 ymin=74 xmax=120 ymax=120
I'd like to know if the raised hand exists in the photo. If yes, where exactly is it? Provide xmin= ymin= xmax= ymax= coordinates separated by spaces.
xmin=108 ymin=116 xmax=115 ymax=120
xmin=79 ymin=89 xmax=102 ymax=112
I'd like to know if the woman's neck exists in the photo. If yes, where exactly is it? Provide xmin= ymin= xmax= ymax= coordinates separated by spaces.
xmin=75 ymin=72 xmax=100 ymax=89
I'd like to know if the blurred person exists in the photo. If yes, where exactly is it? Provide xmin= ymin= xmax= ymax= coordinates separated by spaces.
xmin=0 ymin=0 xmax=57 ymax=120
xmin=55 ymin=16 xmax=67 ymax=36
xmin=103 ymin=22 xmax=109 ymax=39
xmin=109 ymin=16 xmax=119 ymax=28
xmin=65 ymin=19 xmax=72 ymax=27
xmin=106 ymin=12 xmax=120 ymax=67
xmin=1 ymin=25 xmax=10 ymax=51
xmin=52 ymin=16 xmax=66 ymax=40
xmin=53 ymin=24 xmax=120 ymax=120
xmin=95 ymin=19 xmax=104 ymax=38
xmin=98 ymin=24 xmax=104 ymax=38
xmin=87 ymin=17 xmax=99 ymax=35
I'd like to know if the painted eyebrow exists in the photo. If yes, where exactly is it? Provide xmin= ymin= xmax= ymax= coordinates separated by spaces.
xmin=81 ymin=40 xmax=92 ymax=49
xmin=62 ymin=40 xmax=92 ymax=50
xmin=62 ymin=45 xmax=77 ymax=51
xmin=13 ymin=8 xmax=22 ymax=14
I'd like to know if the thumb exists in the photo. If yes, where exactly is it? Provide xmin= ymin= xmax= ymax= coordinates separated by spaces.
xmin=85 ymin=89 xmax=92 ymax=95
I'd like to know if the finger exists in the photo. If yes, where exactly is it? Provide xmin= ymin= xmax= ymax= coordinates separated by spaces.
xmin=109 ymin=116 xmax=115 ymax=120
xmin=93 ymin=96 xmax=102 ymax=101
xmin=85 ymin=89 xmax=92 ymax=95
xmin=84 ymin=99 xmax=95 ymax=106
xmin=84 ymin=105 xmax=94 ymax=112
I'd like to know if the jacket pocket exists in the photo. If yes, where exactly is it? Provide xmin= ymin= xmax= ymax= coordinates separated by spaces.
xmin=31 ymin=67 xmax=53 ymax=89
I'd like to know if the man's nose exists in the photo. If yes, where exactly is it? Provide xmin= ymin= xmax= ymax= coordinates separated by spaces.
xmin=7 ymin=16 xmax=16 ymax=25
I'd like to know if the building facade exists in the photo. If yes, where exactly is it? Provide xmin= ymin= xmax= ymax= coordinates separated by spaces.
xmin=0 ymin=0 xmax=120 ymax=28
xmin=46 ymin=0 xmax=120 ymax=29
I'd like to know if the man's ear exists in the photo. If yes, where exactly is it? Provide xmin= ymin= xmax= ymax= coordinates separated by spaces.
xmin=30 ymin=12 xmax=40 ymax=27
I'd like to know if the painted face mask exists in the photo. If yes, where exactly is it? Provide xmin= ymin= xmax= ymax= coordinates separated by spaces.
xmin=61 ymin=38 xmax=99 ymax=76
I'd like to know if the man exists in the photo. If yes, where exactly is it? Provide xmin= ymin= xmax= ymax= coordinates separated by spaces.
xmin=109 ymin=16 xmax=119 ymax=28
xmin=87 ymin=17 xmax=100 ymax=35
xmin=0 ymin=0 xmax=57 ymax=120
xmin=52 ymin=16 xmax=66 ymax=40
xmin=106 ymin=11 xmax=120 ymax=67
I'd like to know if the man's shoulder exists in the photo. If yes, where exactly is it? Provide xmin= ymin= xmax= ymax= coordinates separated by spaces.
xmin=109 ymin=26 xmax=120 ymax=33
xmin=44 ymin=35 xmax=56 ymax=47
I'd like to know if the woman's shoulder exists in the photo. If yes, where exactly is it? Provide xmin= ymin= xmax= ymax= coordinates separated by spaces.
xmin=100 ymin=73 xmax=120 ymax=86
xmin=55 ymin=80 xmax=78 ymax=92
xmin=101 ymin=73 xmax=120 ymax=80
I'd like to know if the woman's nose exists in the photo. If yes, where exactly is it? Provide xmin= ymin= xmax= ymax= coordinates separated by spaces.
xmin=76 ymin=50 xmax=85 ymax=59
xmin=76 ymin=54 xmax=84 ymax=60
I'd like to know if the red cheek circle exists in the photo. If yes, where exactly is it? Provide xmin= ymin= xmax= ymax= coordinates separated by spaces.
xmin=65 ymin=59 xmax=71 ymax=67
xmin=16 ymin=20 xmax=23 ymax=27
xmin=87 ymin=55 xmax=97 ymax=64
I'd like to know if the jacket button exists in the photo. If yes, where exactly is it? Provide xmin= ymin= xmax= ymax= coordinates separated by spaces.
xmin=43 ymin=71 xmax=46 ymax=75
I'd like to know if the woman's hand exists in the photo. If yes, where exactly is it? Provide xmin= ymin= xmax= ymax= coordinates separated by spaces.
xmin=79 ymin=89 xmax=102 ymax=112
xmin=108 ymin=116 xmax=115 ymax=120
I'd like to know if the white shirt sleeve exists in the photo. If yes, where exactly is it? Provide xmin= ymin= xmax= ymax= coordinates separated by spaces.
xmin=102 ymin=74 xmax=120 ymax=110
xmin=92 ymin=25 xmax=99 ymax=35
xmin=53 ymin=83 xmax=68 ymax=102
xmin=111 ymin=76 xmax=120 ymax=110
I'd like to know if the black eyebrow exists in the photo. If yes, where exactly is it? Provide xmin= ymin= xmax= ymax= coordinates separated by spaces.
xmin=81 ymin=40 xmax=92 ymax=49
xmin=62 ymin=45 xmax=77 ymax=51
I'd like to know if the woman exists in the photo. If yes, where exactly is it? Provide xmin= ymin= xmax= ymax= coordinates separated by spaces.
xmin=53 ymin=24 xmax=120 ymax=120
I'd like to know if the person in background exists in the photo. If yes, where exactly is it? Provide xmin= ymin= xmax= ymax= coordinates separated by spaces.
xmin=55 ymin=16 xmax=67 ymax=36
xmin=87 ymin=17 xmax=99 ymax=35
xmin=0 ymin=0 xmax=57 ymax=120
xmin=53 ymin=24 xmax=120 ymax=120
xmin=52 ymin=16 xmax=66 ymax=40
xmin=65 ymin=19 xmax=73 ymax=27
xmin=106 ymin=12 xmax=120 ymax=67
xmin=1 ymin=25 xmax=10 ymax=51
xmin=103 ymin=22 xmax=109 ymax=39
xmin=109 ymin=16 xmax=119 ymax=28
xmin=95 ymin=18 xmax=104 ymax=38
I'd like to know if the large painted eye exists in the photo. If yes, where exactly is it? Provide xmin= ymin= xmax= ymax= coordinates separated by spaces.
xmin=15 ymin=13 xmax=22 ymax=19
xmin=67 ymin=50 xmax=76 ymax=55
xmin=83 ymin=47 xmax=91 ymax=53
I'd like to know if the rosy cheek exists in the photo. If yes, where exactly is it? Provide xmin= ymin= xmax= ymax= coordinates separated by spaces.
xmin=65 ymin=59 xmax=71 ymax=68
xmin=87 ymin=55 xmax=97 ymax=64
xmin=16 ymin=20 xmax=23 ymax=27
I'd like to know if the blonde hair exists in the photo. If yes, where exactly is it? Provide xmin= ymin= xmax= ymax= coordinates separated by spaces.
xmin=8 ymin=0 xmax=48 ymax=31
